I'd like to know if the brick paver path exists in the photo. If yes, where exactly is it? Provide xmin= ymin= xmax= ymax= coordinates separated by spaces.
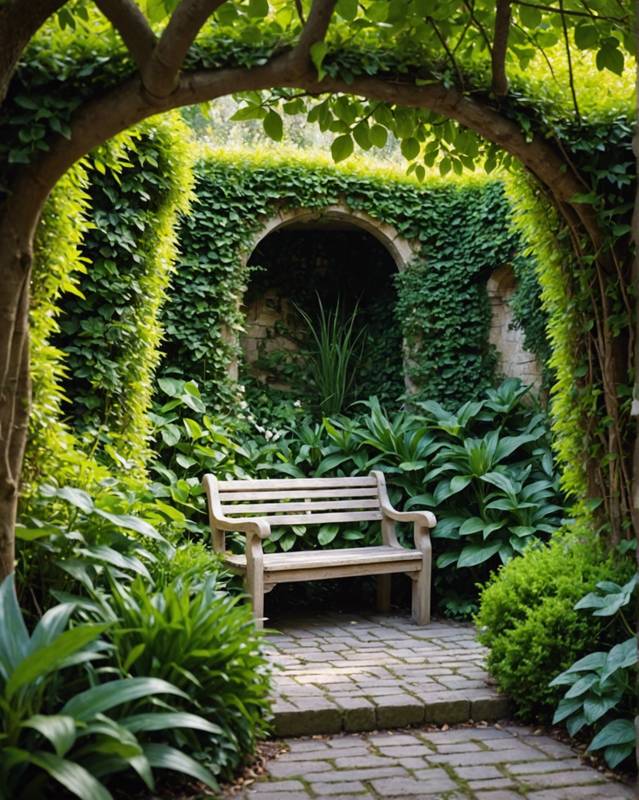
xmin=237 ymin=725 xmax=636 ymax=799
xmin=268 ymin=613 xmax=509 ymax=736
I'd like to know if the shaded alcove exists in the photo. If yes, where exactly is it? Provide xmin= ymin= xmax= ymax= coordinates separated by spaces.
xmin=241 ymin=219 xmax=406 ymax=406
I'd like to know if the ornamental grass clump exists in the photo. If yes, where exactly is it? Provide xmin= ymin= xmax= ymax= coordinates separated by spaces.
xmin=295 ymin=296 xmax=366 ymax=416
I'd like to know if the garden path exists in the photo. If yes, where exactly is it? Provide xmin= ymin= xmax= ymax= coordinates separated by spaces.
xmin=268 ymin=613 xmax=509 ymax=737
xmin=234 ymin=612 xmax=637 ymax=799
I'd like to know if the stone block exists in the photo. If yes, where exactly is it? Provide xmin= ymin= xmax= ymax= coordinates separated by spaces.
xmin=274 ymin=708 xmax=342 ymax=738
xmin=376 ymin=701 xmax=424 ymax=728
xmin=423 ymin=697 xmax=470 ymax=724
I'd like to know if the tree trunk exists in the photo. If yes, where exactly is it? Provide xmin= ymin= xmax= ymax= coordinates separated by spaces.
xmin=0 ymin=212 xmax=33 ymax=580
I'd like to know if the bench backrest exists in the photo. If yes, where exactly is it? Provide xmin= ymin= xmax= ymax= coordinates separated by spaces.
xmin=211 ymin=475 xmax=384 ymax=527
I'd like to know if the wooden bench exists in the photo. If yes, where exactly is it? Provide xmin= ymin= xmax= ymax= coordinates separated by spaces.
xmin=202 ymin=470 xmax=436 ymax=628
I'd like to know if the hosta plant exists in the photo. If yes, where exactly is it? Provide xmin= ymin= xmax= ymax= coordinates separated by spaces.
xmin=550 ymin=574 xmax=638 ymax=768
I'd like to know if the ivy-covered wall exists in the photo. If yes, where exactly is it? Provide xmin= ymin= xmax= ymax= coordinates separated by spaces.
xmin=55 ymin=115 xmax=194 ymax=465
xmin=163 ymin=149 xmax=543 ymax=410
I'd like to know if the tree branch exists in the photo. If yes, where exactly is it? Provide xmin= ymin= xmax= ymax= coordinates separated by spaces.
xmin=289 ymin=0 xmax=338 ymax=73
xmin=428 ymin=16 xmax=464 ymax=87
xmin=144 ymin=0 xmax=228 ymax=98
xmin=558 ymin=0 xmax=580 ymax=121
xmin=0 ymin=0 xmax=66 ymax=105
xmin=492 ymin=0 xmax=511 ymax=96
xmin=513 ymin=0 xmax=625 ymax=22
xmin=93 ymin=0 xmax=157 ymax=72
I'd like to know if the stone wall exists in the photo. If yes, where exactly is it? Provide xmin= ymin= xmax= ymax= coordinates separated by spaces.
xmin=487 ymin=265 xmax=541 ymax=390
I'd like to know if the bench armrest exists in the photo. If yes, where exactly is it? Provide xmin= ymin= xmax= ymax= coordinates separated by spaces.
xmin=371 ymin=470 xmax=437 ymax=529
xmin=203 ymin=474 xmax=272 ymax=542
xmin=382 ymin=507 xmax=437 ymax=528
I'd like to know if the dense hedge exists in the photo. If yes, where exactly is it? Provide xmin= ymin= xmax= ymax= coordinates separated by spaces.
xmin=163 ymin=150 xmax=543 ymax=409
xmin=55 ymin=116 xmax=194 ymax=466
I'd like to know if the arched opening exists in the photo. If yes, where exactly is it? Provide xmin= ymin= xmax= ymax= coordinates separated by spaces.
xmin=240 ymin=209 xmax=415 ymax=408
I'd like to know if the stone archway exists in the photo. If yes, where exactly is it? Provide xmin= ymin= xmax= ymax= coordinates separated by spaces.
xmin=246 ymin=204 xmax=417 ymax=272
xmin=227 ymin=203 xmax=419 ymax=388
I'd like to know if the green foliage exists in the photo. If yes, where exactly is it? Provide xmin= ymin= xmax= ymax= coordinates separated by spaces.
xmin=55 ymin=115 xmax=194 ymax=467
xmin=296 ymin=296 xmax=366 ymax=416
xmin=150 ymin=375 xmax=561 ymax=613
xmin=165 ymin=150 xmax=542 ymax=410
xmin=92 ymin=575 xmax=271 ymax=778
xmin=0 ymin=574 xmax=219 ymax=799
xmin=476 ymin=529 xmax=634 ymax=719
xmin=25 ymin=160 xmax=102 ymax=497
xmin=550 ymin=574 xmax=637 ymax=768
xmin=419 ymin=380 xmax=562 ymax=572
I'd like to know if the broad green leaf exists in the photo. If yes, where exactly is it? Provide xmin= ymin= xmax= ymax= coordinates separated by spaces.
xmin=120 ymin=712 xmax=223 ymax=736
xmin=28 ymin=751 xmax=113 ymax=800
xmin=588 ymin=718 xmax=636 ymax=751
xmin=574 ymin=23 xmax=598 ymax=49
xmin=143 ymin=743 xmax=218 ymax=789
xmin=369 ymin=124 xmax=388 ymax=148
xmin=564 ymin=672 xmax=598 ymax=699
xmin=331 ymin=134 xmax=354 ymax=163
xmin=263 ymin=110 xmax=283 ymax=142
xmin=6 ymin=624 xmax=107 ymax=698
xmin=62 ymin=678 xmax=187 ymax=721
xmin=457 ymin=541 xmax=501 ymax=568
xmin=601 ymin=637 xmax=638 ymax=683
xmin=458 ymin=517 xmax=484 ymax=536
xmin=56 ymin=486 xmax=94 ymax=513
xmin=22 ymin=715 xmax=76 ymax=757
xmin=552 ymin=695 xmax=582 ymax=724
xmin=318 ymin=524 xmax=339 ymax=545
xmin=310 ymin=41 xmax=328 ymax=79
xmin=336 ymin=0 xmax=358 ymax=20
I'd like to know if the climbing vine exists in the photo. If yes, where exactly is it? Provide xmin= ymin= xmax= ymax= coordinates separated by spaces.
xmin=164 ymin=149 xmax=541 ymax=409
xmin=55 ymin=115 xmax=194 ymax=466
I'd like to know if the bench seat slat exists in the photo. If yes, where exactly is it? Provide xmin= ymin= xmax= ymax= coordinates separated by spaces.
xmin=220 ymin=499 xmax=380 ymax=515
xmin=229 ymin=510 xmax=382 ymax=526
xmin=219 ymin=487 xmax=379 ymax=502
xmin=225 ymin=545 xmax=421 ymax=572
xmin=218 ymin=476 xmax=377 ymax=491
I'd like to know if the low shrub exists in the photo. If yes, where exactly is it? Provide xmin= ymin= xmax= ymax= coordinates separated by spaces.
xmin=93 ymin=575 xmax=271 ymax=779
xmin=476 ymin=529 xmax=634 ymax=719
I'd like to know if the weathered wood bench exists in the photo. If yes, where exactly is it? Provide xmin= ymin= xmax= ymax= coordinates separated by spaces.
xmin=203 ymin=471 xmax=436 ymax=628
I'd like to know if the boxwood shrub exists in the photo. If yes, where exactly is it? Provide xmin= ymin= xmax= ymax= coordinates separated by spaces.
xmin=475 ymin=528 xmax=634 ymax=720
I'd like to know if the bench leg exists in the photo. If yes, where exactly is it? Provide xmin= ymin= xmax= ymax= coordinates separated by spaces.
xmin=411 ymin=567 xmax=431 ymax=625
xmin=245 ymin=535 xmax=265 ymax=630
xmin=377 ymin=574 xmax=391 ymax=613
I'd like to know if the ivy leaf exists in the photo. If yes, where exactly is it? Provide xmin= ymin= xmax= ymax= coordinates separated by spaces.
xmin=331 ymin=134 xmax=354 ymax=163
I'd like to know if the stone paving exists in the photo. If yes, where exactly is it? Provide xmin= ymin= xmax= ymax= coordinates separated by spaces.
xmin=236 ymin=725 xmax=637 ymax=799
xmin=268 ymin=613 xmax=510 ymax=736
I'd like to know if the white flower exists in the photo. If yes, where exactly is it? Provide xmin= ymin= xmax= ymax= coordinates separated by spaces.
xmin=293 ymin=400 xmax=302 ymax=408
xmin=265 ymin=430 xmax=273 ymax=440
